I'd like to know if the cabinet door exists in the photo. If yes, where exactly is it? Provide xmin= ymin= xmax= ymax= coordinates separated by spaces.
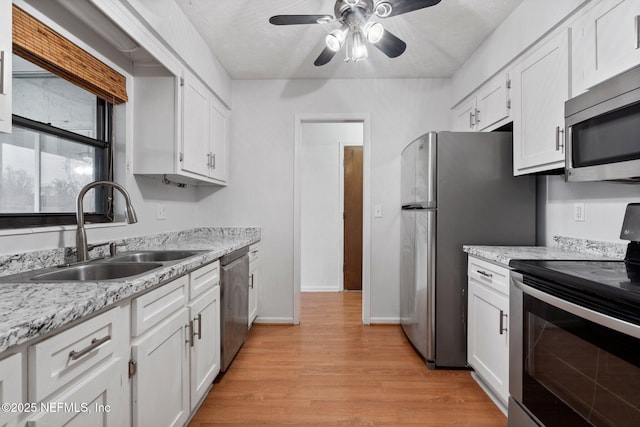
xmin=27 ymin=360 xmax=126 ymax=427
xmin=132 ymin=309 xmax=189 ymax=427
xmin=208 ymin=99 xmax=228 ymax=182
xmin=467 ymin=281 xmax=509 ymax=406
xmin=0 ymin=353 xmax=22 ymax=427
xmin=248 ymin=265 xmax=258 ymax=326
xmin=452 ymin=97 xmax=477 ymax=131
xmin=0 ymin=1 xmax=11 ymax=134
xmin=512 ymin=30 xmax=569 ymax=175
xmin=579 ymin=0 xmax=640 ymax=90
xmin=188 ymin=286 xmax=220 ymax=411
xmin=476 ymin=73 xmax=510 ymax=131
xmin=182 ymin=73 xmax=210 ymax=177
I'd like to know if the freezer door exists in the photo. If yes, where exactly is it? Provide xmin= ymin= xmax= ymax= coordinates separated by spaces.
xmin=400 ymin=208 xmax=436 ymax=365
xmin=401 ymin=133 xmax=436 ymax=207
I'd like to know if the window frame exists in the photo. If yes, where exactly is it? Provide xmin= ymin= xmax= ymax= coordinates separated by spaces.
xmin=0 ymin=98 xmax=114 ymax=229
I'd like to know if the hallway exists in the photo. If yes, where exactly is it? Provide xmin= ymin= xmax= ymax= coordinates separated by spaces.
xmin=189 ymin=292 xmax=507 ymax=426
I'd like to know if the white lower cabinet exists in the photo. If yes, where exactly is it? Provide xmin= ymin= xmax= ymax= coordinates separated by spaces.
xmin=131 ymin=261 xmax=221 ymax=427
xmin=467 ymin=256 xmax=510 ymax=410
xmin=0 ymin=353 xmax=23 ymax=427
xmin=131 ymin=308 xmax=190 ymax=427
xmin=26 ymin=307 xmax=128 ymax=427
xmin=188 ymin=287 xmax=220 ymax=411
xmin=26 ymin=361 xmax=125 ymax=427
xmin=248 ymin=244 xmax=260 ymax=327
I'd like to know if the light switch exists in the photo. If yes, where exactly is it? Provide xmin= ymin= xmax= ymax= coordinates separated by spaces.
xmin=574 ymin=203 xmax=585 ymax=222
xmin=157 ymin=203 xmax=167 ymax=220
xmin=374 ymin=205 xmax=382 ymax=218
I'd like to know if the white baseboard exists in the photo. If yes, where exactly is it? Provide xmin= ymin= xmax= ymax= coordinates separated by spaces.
xmin=254 ymin=316 xmax=295 ymax=325
xmin=301 ymin=287 xmax=340 ymax=292
xmin=369 ymin=317 xmax=400 ymax=324
xmin=470 ymin=371 xmax=508 ymax=416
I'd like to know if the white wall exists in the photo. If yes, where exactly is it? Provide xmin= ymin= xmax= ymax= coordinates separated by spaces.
xmin=300 ymin=122 xmax=363 ymax=292
xmin=197 ymin=78 xmax=451 ymax=323
xmin=539 ymin=176 xmax=640 ymax=245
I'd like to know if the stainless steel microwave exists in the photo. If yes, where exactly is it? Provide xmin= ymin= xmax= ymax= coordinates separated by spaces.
xmin=565 ymin=65 xmax=640 ymax=182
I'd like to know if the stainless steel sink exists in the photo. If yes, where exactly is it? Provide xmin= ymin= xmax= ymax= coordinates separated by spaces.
xmin=108 ymin=250 xmax=204 ymax=263
xmin=29 ymin=262 xmax=163 ymax=282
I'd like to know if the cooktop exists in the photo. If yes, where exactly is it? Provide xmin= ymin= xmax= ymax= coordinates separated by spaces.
xmin=509 ymin=259 xmax=640 ymax=325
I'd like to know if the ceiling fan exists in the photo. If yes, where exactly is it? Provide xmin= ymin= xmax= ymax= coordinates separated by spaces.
xmin=269 ymin=0 xmax=442 ymax=66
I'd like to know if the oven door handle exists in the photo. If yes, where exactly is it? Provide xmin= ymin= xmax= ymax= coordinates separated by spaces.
xmin=514 ymin=278 xmax=640 ymax=339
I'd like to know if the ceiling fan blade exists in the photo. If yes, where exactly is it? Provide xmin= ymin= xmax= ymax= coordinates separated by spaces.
xmin=374 ymin=30 xmax=407 ymax=58
xmin=314 ymin=47 xmax=338 ymax=66
xmin=383 ymin=0 xmax=441 ymax=17
xmin=269 ymin=15 xmax=333 ymax=25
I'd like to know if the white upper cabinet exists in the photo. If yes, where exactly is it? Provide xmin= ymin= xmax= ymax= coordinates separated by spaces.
xmin=0 ymin=1 xmax=11 ymax=134
xmin=475 ymin=72 xmax=511 ymax=131
xmin=512 ymin=30 xmax=569 ymax=175
xmin=181 ymin=70 xmax=229 ymax=184
xmin=133 ymin=67 xmax=229 ymax=186
xmin=452 ymin=97 xmax=478 ymax=131
xmin=182 ymin=72 xmax=212 ymax=178
xmin=452 ymin=72 xmax=511 ymax=132
xmin=573 ymin=0 xmax=640 ymax=94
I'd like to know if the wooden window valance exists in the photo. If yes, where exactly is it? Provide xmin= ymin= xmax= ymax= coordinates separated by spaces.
xmin=12 ymin=5 xmax=128 ymax=104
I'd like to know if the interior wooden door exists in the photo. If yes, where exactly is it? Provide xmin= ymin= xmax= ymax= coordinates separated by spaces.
xmin=344 ymin=146 xmax=363 ymax=291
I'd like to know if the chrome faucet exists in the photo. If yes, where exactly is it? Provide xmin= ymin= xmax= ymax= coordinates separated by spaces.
xmin=76 ymin=181 xmax=138 ymax=262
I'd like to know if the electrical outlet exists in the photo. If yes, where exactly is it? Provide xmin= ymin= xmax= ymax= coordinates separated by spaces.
xmin=374 ymin=205 xmax=382 ymax=218
xmin=157 ymin=203 xmax=167 ymax=220
xmin=574 ymin=203 xmax=585 ymax=222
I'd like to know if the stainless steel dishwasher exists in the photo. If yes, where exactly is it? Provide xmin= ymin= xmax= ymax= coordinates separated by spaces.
xmin=220 ymin=246 xmax=250 ymax=372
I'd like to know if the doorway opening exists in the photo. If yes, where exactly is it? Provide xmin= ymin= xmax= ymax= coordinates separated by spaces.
xmin=294 ymin=114 xmax=371 ymax=325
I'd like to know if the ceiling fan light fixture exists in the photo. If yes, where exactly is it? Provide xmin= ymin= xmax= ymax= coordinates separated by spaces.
xmin=374 ymin=2 xmax=393 ymax=18
xmin=363 ymin=22 xmax=384 ymax=43
xmin=326 ymin=28 xmax=346 ymax=52
xmin=351 ymin=30 xmax=368 ymax=62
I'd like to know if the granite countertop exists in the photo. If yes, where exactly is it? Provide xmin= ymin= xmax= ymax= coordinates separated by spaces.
xmin=0 ymin=227 xmax=260 ymax=354
xmin=463 ymin=236 xmax=626 ymax=266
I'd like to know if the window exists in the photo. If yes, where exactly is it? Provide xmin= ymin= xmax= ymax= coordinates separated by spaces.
xmin=0 ymin=55 xmax=113 ymax=228
xmin=1 ymin=5 xmax=128 ymax=229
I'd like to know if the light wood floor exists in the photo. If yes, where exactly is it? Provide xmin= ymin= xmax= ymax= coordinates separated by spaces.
xmin=189 ymin=292 xmax=507 ymax=426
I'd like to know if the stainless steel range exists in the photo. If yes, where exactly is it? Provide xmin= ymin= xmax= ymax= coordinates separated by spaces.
xmin=508 ymin=204 xmax=640 ymax=427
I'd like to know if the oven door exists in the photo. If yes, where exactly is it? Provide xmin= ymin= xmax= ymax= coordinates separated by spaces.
xmin=510 ymin=273 xmax=640 ymax=427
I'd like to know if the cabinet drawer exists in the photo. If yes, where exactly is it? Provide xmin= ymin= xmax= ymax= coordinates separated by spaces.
xmin=0 ymin=353 xmax=23 ymax=426
xmin=467 ymin=256 xmax=510 ymax=295
xmin=28 ymin=308 xmax=122 ymax=402
xmin=248 ymin=244 xmax=260 ymax=264
xmin=190 ymin=261 xmax=219 ymax=301
xmin=132 ymin=275 xmax=188 ymax=337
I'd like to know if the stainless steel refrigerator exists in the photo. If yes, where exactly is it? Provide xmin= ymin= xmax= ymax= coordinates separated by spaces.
xmin=400 ymin=131 xmax=535 ymax=369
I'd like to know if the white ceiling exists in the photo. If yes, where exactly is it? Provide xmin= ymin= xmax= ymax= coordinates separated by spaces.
xmin=175 ymin=0 xmax=524 ymax=80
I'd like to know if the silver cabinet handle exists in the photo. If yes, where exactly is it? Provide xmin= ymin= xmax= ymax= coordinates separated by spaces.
xmin=635 ymin=15 xmax=640 ymax=49
xmin=69 ymin=335 xmax=111 ymax=360
xmin=195 ymin=314 xmax=202 ymax=340
xmin=249 ymin=273 xmax=254 ymax=289
xmin=556 ymin=126 xmax=565 ymax=153
xmin=469 ymin=111 xmax=475 ymax=128
xmin=206 ymin=153 xmax=211 ymax=169
xmin=477 ymin=270 xmax=493 ymax=279
xmin=499 ymin=311 xmax=508 ymax=335
xmin=475 ymin=109 xmax=480 ymax=124
xmin=212 ymin=153 xmax=216 ymax=169
xmin=186 ymin=321 xmax=194 ymax=347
